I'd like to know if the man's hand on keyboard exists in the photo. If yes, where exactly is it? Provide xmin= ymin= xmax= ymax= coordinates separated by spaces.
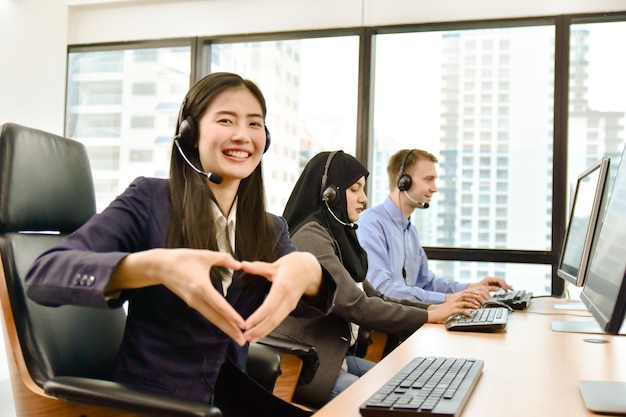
xmin=445 ymin=287 xmax=490 ymax=305
xmin=427 ymin=297 xmax=480 ymax=323
xmin=469 ymin=276 xmax=514 ymax=292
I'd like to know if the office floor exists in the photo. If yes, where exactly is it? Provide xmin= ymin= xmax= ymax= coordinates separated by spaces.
xmin=0 ymin=378 xmax=16 ymax=417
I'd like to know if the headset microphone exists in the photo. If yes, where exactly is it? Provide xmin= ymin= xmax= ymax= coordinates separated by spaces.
xmin=323 ymin=201 xmax=358 ymax=230
xmin=174 ymin=139 xmax=223 ymax=185
xmin=403 ymin=190 xmax=429 ymax=209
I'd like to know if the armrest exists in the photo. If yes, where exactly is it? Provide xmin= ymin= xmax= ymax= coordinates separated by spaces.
xmin=247 ymin=342 xmax=281 ymax=392
xmin=257 ymin=335 xmax=319 ymax=384
xmin=350 ymin=327 xmax=373 ymax=358
xmin=44 ymin=377 xmax=222 ymax=417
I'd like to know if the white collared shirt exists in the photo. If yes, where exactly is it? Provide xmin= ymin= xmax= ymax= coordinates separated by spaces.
xmin=211 ymin=199 xmax=236 ymax=295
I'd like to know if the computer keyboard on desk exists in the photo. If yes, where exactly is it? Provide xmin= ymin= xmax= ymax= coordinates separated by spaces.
xmin=490 ymin=289 xmax=532 ymax=310
xmin=359 ymin=356 xmax=483 ymax=417
xmin=445 ymin=306 xmax=509 ymax=332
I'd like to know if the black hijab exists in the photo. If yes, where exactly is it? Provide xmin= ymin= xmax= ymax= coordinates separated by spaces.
xmin=283 ymin=151 xmax=369 ymax=282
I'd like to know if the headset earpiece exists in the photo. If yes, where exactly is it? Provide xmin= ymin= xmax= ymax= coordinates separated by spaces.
xmin=177 ymin=116 xmax=197 ymax=143
xmin=397 ymin=149 xmax=415 ymax=191
xmin=397 ymin=174 xmax=412 ymax=192
xmin=320 ymin=151 xmax=338 ymax=203
xmin=322 ymin=186 xmax=338 ymax=203
xmin=264 ymin=126 xmax=271 ymax=153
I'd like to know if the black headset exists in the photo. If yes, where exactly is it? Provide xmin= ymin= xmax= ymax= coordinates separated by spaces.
xmin=397 ymin=149 xmax=415 ymax=191
xmin=176 ymin=97 xmax=271 ymax=153
xmin=320 ymin=151 xmax=339 ymax=203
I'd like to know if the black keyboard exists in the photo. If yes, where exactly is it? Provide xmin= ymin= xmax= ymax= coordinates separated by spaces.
xmin=445 ymin=307 xmax=509 ymax=332
xmin=490 ymin=289 xmax=532 ymax=310
xmin=359 ymin=356 xmax=483 ymax=417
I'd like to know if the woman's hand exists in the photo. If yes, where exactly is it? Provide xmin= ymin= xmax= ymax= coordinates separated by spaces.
xmin=427 ymin=297 xmax=480 ymax=323
xmin=109 ymin=248 xmax=248 ymax=345
xmin=239 ymin=251 xmax=323 ymax=344
xmin=110 ymin=249 xmax=324 ymax=347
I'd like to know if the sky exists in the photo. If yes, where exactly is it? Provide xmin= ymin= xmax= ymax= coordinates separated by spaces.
xmin=584 ymin=22 xmax=626 ymax=112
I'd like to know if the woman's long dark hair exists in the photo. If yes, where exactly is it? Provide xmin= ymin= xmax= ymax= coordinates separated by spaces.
xmin=167 ymin=72 xmax=275 ymax=262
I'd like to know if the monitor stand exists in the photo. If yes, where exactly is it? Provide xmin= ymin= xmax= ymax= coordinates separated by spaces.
xmin=580 ymin=381 xmax=626 ymax=415
xmin=551 ymin=319 xmax=626 ymax=335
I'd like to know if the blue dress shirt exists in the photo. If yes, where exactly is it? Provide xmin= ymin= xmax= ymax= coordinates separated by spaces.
xmin=356 ymin=197 xmax=467 ymax=304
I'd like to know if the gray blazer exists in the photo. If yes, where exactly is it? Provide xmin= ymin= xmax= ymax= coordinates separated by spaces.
xmin=272 ymin=221 xmax=430 ymax=408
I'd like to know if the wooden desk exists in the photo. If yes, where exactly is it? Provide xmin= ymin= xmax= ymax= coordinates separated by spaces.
xmin=313 ymin=298 xmax=626 ymax=417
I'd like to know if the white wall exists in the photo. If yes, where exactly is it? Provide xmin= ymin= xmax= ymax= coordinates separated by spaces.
xmin=1 ymin=0 xmax=625 ymax=383
xmin=66 ymin=0 xmax=626 ymax=44
xmin=0 ymin=0 xmax=68 ymax=135
xmin=2 ymin=0 xmax=626 ymax=134
xmin=0 ymin=0 xmax=68 ymax=383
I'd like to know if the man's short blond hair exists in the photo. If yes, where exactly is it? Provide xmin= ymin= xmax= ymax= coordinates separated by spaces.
xmin=387 ymin=149 xmax=438 ymax=191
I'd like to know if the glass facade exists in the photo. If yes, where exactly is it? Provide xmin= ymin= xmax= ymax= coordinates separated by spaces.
xmin=64 ymin=16 xmax=626 ymax=295
xmin=371 ymin=26 xmax=556 ymax=292
xmin=66 ymin=44 xmax=192 ymax=210
xmin=208 ymin=36 xmax=360 ymax=214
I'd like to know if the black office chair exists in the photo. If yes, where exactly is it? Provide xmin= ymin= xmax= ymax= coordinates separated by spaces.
xmin=0 ymin=122 xmax=309 ymax=416
xmin=0 ymin=122 xmax=229 ymax=416
xmin=257 ymin=334 xmax=319 ymax=405
xmin=351 ymin=327 xmax=400 ymax=362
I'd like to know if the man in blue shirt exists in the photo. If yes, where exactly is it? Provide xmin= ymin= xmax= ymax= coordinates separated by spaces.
xmin=356 ymin=149 xmax=512 ymax=304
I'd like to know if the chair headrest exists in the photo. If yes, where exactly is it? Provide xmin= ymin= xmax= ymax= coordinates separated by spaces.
xmin=0 ymin=123 xmax=96 ymax=234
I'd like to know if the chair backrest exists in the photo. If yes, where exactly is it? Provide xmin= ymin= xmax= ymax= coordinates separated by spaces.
xmin=0 ymin=122 xmax=127 ymax=387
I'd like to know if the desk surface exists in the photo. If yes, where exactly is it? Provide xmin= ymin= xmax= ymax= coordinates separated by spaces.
xmin=313 ymin=297 xmax=626 ymax=417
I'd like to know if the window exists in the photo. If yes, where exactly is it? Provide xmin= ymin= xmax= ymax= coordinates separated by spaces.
xmin=568 ymin=21 xmax=626 ymax=196
xmin=67 ymin=81 xmax=122 ymax=106
xmin=68 ymin=114 xmax=121 ymax=138
xmin=429 ymin=260 xmax=551 ymax=294
xmin=132 ymin=82 xmax=157 ymax=95
xmin=130 ymin=149 xmax=154 ymax=162
xmin=370 ymin=26 xmax=554 ymax=278
xmin=130 ymin=116 xmax=155 ymax=129
xmin=62 ymin=15 xmax=626 ymax=297
xmin=66 ymin=43 xmax=192 ymax=210
xmin=205 ymin=35 xmax=359 ymax=215
xmin=88 ymin=147 xmax=120 ymax=170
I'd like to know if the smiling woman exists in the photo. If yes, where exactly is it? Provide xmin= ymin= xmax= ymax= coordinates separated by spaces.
xmin=23 ymin=72 xmax=337 ymax=417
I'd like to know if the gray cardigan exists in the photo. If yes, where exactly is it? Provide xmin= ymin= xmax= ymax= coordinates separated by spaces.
xmin=271 ymin=221 xmax=431 ymax=408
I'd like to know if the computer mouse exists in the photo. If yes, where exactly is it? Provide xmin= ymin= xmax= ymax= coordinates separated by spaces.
xmin=482 ymin=300 xmax=513 ymax=311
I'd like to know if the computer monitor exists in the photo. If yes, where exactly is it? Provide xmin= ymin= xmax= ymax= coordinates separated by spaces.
xmin=576 ymin=146 xmax=626 ymax=414
xmin=556 ymin=157 xmax=611 ymax=287
xmin=552 ymin=153 xmax=625 ymax=334
xmin=579 ymin=156 xmax=626 ymax=335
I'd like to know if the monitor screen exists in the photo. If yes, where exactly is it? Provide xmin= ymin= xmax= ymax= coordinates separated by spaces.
xmin=557 ymin=157 xmax=611 ymax=287
xmin=580 ymin=149 xmax=626 ymax=335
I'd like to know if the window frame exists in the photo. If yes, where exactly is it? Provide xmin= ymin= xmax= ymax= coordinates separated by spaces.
xmin=66 ymin=11 xmax=626 ymax=297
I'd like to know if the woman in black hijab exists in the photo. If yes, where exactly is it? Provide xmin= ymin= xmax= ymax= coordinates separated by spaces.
xmin=283 ymin=150 xmax=369 ymax=283
xmin=273 ymin=151 xmax=478 ymax=409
